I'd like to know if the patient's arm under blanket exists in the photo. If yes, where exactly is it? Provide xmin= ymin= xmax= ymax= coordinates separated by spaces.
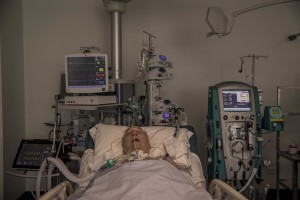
xmin=68 ymin=160 xmax=212 ymax=200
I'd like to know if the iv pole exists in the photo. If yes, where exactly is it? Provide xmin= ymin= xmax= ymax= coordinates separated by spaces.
xmin=239 ymin=55 xmax=268 ymax=86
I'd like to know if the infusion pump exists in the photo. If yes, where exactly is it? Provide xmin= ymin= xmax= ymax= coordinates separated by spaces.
xmin=206 ymin=81 xmax=263 ymax=188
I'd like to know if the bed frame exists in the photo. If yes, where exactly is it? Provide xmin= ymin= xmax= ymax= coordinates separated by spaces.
xmin=39 ymin=125 xmax=247 ymax=199
xmin=39 ymin=179 xmax=247 ymax=200
xmin=208 ymin=179 xmax=248 ymax=200
xmin=39 ymin=181 xmax=73 ymax=200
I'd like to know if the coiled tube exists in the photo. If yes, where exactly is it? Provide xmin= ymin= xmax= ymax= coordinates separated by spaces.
xmin=36 ymin=157 xmax=96 ymax=199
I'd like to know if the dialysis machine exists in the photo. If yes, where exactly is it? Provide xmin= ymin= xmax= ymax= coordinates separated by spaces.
xmin=206 ymin=81 xmax=263 ymax=189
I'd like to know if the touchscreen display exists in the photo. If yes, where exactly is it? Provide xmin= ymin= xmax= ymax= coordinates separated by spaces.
xmin=222 ymin=90 xmax=251 ymax=112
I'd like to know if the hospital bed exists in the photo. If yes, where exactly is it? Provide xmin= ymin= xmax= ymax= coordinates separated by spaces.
xmin=37 ymin=124 xmax=247 ymax=200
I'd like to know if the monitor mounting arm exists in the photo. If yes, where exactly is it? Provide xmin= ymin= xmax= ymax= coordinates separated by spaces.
xmin=206 ymin=0 xmax=300 ymax=38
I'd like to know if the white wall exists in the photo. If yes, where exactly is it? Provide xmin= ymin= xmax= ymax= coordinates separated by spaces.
xmin=1 ymin=0 xmax=25 ymax=199
xmin=20 ymin=0 xmax=300 ymax=195
xmin=23 ymin=0 xmax=110 ymax=139
xmin=0 ymin=34 xmax=3 ymax=200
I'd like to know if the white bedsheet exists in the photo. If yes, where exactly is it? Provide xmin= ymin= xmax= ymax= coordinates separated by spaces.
xmin=68 ymin=160 xmax=212 ymax=200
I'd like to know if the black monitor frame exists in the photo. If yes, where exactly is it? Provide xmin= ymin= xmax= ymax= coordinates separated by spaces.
xmin=12 ymin=139 xmax=56 ymax=170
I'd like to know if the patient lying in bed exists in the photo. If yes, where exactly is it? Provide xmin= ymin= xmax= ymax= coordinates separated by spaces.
xmin=121 ymin=126 xmax=177 ymax=165
xmin=68 ymin=126 xmax=212 ymax=200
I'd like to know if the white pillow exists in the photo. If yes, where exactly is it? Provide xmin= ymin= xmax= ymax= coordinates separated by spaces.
xmin=88 ymin=124 xmax=126 ymax=171
xmin=164 ymin=128 xmax=193 ymax=168
xmin=188 ymin=153 xmax=207 ymax=188
xmin=142 ymin=126 xmax=176 ymax=158
xmin=88 ymin=124 xmax=192 ymax=171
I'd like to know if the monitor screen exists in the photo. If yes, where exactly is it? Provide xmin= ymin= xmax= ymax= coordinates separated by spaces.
xmin=65 ymin=53 xmax=108 ymax=94
xmin=222 ymin=90 xmax=251 ymax=112
xmin=12 ymin=139 xmax=55 ymax=170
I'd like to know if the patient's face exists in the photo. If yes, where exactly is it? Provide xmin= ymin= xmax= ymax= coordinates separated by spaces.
xmin=122 ymin=127 xmax=151 ymax=154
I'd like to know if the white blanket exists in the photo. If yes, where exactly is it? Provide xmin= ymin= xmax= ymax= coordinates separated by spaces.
xmin=68 ymin=160 xmax=212 ymax=200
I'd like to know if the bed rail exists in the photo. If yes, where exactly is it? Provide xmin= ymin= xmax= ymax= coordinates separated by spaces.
xmin=39 ymin=181 xmax=74 ymax=200
xmin=209 ymin=179 xmax=248 ymax=200
xmin=40 ymin=177 xmax=245 ymax=200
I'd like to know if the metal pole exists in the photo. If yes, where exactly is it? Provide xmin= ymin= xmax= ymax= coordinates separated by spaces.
xmin=146 ymin=82 xmax=153 ymax=126
xmin=239 ymin=55 xmax=267 ymax=86
xmin=252 ymin=55 xmax=255 ymax=86
xmin=54 ymin=95 xmax=59 ymax=139
xmin=111 ymin=11 xmax=122 ymax=79
xmin=292 ymin=160 xmax=298 ymax=200
xmin=276 ymin=130 xmax=280 ymax=200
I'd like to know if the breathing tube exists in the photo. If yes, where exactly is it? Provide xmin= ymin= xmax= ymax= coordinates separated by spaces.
xmin=35 ymin=157 xmax=96 ymax=199
xmin=238 ymin=168 xmax=257 ymax=193
xmin=36 ymin=151 xmax=143 ymax=198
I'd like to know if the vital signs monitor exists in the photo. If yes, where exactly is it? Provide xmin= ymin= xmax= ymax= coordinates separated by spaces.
xmin=64 ymin=53 xmax=109 ymax=94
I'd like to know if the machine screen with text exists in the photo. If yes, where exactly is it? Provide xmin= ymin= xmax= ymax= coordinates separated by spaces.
xmin=222 ymin=90 xmax=251 ymax=112
xmin=12 ymin=139 xmax=55 ymax=170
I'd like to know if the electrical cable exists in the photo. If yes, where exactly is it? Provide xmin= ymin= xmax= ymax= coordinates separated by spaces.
xmin=148 ymin=126 xmax=167 ymax=141
xmin=231 ymin=148 xmax=242 ymax=175
xmin=231 ymin=141 xmax=251 ymax=178
xmin=66 ymin=127 xmax=74 ymax=135
xmin=241 ymin=147 xmax=248 ymax=171
xmin=262 ymin=136 xmax=272 ymax=148
xmin=78 ymin=159 xmax=125 ymax=196
xmin=56 ymin=139 xmax=64 ymax=157
xmin=52 ymin=121 xmax=57 ymax=153
xmin=101 ymin=112 xmax=108 ymax=123
xmin=57 ymin=110 xmax=62 ymax=135
xmin=48 ymin=130 xmax=54 ymax=140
